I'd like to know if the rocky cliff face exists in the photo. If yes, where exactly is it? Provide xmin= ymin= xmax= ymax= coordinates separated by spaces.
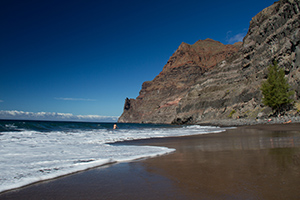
xmin=118 ymin=39 xmax=241 ymax=123
xmin=118 ymin=0 xmax=300 ymax=124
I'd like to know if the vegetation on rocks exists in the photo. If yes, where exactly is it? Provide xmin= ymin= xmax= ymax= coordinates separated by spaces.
xmin=296 ymin=101 xmax=300 ymax=113
xmin=228 ymin=110 xmax=236 ymax=118
xmin=261 ymin=62 xmax=294 ymax=114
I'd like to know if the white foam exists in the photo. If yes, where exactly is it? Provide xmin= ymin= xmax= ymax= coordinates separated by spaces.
xmin=0 ymin=125 xmax=225 ymax=193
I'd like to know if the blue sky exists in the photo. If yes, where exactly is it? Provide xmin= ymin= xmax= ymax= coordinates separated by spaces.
xmin=0 ymin=0 xmax=276 ymax=121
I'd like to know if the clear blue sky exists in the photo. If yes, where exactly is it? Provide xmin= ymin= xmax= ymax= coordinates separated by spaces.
xmin=1 ymin=0 xmax=275 ymax=118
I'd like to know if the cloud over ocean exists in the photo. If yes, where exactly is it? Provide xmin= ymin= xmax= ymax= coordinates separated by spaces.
xmin=0 ymin=110 xmax=118 ymax=122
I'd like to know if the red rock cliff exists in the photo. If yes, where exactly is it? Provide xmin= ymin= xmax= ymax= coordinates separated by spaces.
xmin=118 ymin=39 xmax=241 ymax=123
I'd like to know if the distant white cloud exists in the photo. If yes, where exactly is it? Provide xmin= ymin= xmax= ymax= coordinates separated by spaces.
xmin=55 ymin=97 xmax=97 ymax=101
xmin=0 ymin=100 xmax=3 ymax=103
xmin=226 ymin=30 xmax=247 ymax=44
xmin=0 ymin=110 xmax=118 ymax=122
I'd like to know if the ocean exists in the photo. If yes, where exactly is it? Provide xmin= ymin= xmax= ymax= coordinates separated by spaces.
xmin=0 ymin=120 xmax=226 ymax=193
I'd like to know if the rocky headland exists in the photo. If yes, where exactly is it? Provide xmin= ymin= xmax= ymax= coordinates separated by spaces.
xmin=118 ymin=0 xmax=300 ymax=126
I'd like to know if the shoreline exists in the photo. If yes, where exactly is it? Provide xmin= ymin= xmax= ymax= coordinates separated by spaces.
xmin=0 ymin=145 xmax=175 ymax=195
xmin=197 ymin=115 xmax=300 ymax=127
xmin=1 ymin=123 xmax=300 ymax=199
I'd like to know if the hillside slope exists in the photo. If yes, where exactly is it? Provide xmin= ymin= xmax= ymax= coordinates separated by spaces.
xmin=119 ymin=0 xmax=300 ymax=124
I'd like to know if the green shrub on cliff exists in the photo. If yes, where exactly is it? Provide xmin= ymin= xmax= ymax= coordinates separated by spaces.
xmin=296 ymin=101 xmax=300 ymax=113
xmin=261 ymin=61 xmax=294 ymax=114
xmin=228 ymin=110 xmax=236 ymax=118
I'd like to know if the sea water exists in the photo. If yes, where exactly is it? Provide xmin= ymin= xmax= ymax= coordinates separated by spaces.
xmin=0 ymin=120 xmax=225 ymax=193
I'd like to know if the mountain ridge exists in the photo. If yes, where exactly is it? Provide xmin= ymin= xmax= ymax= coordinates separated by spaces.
xmin=118 ymin=0 xmax=300 ymax=124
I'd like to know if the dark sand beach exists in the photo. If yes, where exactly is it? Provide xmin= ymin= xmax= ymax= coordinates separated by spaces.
xmin=1 ymin=123 xmax=300 ymax=200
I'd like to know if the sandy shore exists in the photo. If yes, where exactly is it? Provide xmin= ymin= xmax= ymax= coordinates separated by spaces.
xmin=1 ymin=123 xmax=300 ymax=199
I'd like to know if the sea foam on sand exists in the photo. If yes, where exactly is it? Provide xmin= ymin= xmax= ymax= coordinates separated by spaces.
xmin=0 ymin=124 xmax=225 ymax=193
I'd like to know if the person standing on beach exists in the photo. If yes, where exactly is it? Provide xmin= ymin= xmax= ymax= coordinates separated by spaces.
xmin=113 ymin=124 xmax=118 ymax=129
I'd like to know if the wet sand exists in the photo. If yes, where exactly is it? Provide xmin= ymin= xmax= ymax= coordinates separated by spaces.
xmin=1 ymin=123 xmax=300 ymax=199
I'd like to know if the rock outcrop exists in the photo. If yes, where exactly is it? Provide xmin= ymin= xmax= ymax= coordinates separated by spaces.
xmin=118 ymin=0 xmax=300 ymax=124
xmin=118 ymin=39 xmax=241 ymax=123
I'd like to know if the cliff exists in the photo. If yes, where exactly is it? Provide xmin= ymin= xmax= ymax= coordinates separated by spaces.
xmin=118 ymin=39 xmax=241 ymax=123
xmin=118 ymin=0 xmax=300 ymax=124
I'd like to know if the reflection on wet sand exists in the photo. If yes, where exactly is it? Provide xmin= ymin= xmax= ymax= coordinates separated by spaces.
xmin=1 ymin=124 xmax=299 ymax=200
xmin=141 ymin=125 xmax=300 ymax=199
